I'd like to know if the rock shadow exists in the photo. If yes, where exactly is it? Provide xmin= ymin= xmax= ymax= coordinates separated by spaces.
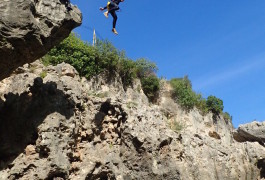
xmin=0 ymin=77 xmax=75 ymax=170
xmin=258 ymin=159 xmax=265 ymax=179
xmin=92 ymin=99 xmax=127 ymax=145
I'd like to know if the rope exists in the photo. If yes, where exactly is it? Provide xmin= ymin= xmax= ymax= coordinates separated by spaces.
xmin=80 ymin=25 xmax=105 ymax=41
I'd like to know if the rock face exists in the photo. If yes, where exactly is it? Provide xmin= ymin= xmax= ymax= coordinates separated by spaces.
xmin=0 ymin=0 xmax=82 ymax=81
xmin=0 ymin=61 xmax=264 ymax=179
xmin=233 ymin=121 xmax=265 ymax=145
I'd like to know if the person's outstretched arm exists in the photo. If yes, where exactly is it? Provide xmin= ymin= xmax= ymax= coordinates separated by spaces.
xmin=99 ymin=6 xmax=107 ymax=11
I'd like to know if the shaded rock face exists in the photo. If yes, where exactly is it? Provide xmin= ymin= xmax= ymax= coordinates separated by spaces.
xmin=0 ymin=61 xmax=264 ymax=179
xmin=258 ymin=159 xmax=265 ymax=179
xmin=0 ymin=77 xmax=75 ymax=164
xmin=0 ymin=0 xmax=82 ymax=81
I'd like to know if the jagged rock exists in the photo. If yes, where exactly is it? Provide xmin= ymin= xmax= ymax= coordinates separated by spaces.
xmin=0 ymin=61 xmax=264 ymax=179
xmin=0 ymin=0 xmax=82 ymax=81
xmin=233 ymin=121 xmax=265 ymax=145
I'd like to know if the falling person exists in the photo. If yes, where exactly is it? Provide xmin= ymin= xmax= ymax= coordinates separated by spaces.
xmin=100 ymin=0 xmax=124 ymax=35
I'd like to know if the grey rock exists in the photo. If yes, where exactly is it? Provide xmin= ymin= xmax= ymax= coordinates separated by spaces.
xmin=0 ymin=61 xmax=264 ymax=179
xmin=0 ymin=0 xmax=82 ymax=81
xmin=234 ymin=121 xmax=265 ymax=145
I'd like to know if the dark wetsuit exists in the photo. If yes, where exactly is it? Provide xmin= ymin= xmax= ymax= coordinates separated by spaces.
xmin=103 ymin=0 xmax=123 ymax=29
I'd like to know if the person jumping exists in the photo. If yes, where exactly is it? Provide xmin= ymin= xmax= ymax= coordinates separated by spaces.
xmin=100 ymin=0 xmax=124 ymax=35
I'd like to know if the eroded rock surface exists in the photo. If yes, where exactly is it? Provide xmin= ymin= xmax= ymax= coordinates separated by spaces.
xmin=0 ymin=0 xmax=82 ymax=81
xmin=0 ymin=61 xmax=264 ymax=179
xmin=233 ymin=121 xmax=265 ymax=145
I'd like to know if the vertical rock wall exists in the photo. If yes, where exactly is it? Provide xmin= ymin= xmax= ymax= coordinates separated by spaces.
xmin=0 ymin=62 xmax=264 ymax=179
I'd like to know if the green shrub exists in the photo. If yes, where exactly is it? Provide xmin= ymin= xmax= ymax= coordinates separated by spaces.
xmin=206 ymin=95 xmax=224 ymax=115
xmin=169 ymin=119 xmax=183 ymax=133
xmin=170 ymin=76 xmax=197 ymax=111
xmin=42 ymin=34 xmax=135 ymax=84
xmin=141 ymin=75 xmax=160 ymax=102
xmin=41 ymin=33 xmax=161 ymax=102
xmin=223 ymin=112 xmax=232 ymax=122
xmin=118 ymin=58 xmax=137 ymax=88
xmin=40 ymin=71 xmax=47 ymax=79
xmin=135 ymin=58 xmax=158 ymax=78
xmin=195 ymin=93 xmax=208 ymax=115
xmin=43 ymin=33 xmax=99 ymax=78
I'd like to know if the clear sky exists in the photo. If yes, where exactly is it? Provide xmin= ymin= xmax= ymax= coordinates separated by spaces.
xmin=71 ymin=0 xmax=265 ymax=127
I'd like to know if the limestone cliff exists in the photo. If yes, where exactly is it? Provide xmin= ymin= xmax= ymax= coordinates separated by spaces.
xmin=0 ymin=0 xmax=82 ymax=81
xmin=0 ymin=61 xmax=264 ymax=180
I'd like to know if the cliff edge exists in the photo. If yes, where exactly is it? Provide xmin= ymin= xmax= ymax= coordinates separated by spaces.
xmin=0 ymin=0 xmax=82 ymax=81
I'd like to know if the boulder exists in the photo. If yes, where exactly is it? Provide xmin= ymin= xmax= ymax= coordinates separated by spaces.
xmin=0 ymin=0 xmax=82 ymax=81
xmin=233 ymin=121 xmax=265 ymax=145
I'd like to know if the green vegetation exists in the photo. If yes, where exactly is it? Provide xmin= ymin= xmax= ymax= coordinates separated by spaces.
xmin=40 ymin=71 xmax=47 ymax=79
xmin=140 ymin=75 xmax=160 ymax=102
xmin=206 ymin=95 xmax=224 ymax=115
xmin=42 ymin=33 xmax=231 ymax=121
xmin=223 ymin=112 xmax=232 ymax=122
xmin=170 ymin=76 xmax=229 ymax=119
xmin=195 ymin=93 xmax=208 ymax=115
xmin=135 ymin=58 xmax=160 ymax=102
xmin=135 ymin=58 xmax=158 ymax=78
xmin=170 ymin=76 xmax=197 ymax=110
xmin=42 ymin=33 xmax=160 ymax=102
xmin=127 ymin=101 xmax=138 ymax=109
xmin=169 ymin=119 xmax=184 ymax=133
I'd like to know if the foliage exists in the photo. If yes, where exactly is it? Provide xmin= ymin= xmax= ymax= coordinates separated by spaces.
xmin=40 ymin=71 xmax=47 ymax=79
xmin=127 ymin=101 xmax=138 ymax=109
xmin=170 ymin=76 xmax=197 ymax=111
xmin=140 ymin=75 xmax=160 ymax=102
xmin=135 ymin=58 xmax=158 ymax=78
xmin=118 ymin=58 xmax=137 ymax=88
xmin=206 ymin=95 xmax=224 ymax=115
xmin=43 ymin=33 xmax=98 ymax=78
xmin=41 ymin=33 xmax=160 ymax=102
xmin=169 ymin=119 xmax=183 ymax=133
xmin=41 ymin=33 xmax=232 ymax=120
xmin=169 ymin=76 xmax=229 ymax=120
xmin=135 ymin=58 xmax=160 ymax=102
xmin=42 ymin=34 xmax=135 ymax=84
xmin=195 ymin=93 xmax=208 ymax=115
xmin=223 ymin=112 xmax=232 ymax=122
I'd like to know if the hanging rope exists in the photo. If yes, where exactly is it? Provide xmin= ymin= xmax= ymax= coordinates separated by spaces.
xmin=80 ymin=25 xmax=105 ymax=41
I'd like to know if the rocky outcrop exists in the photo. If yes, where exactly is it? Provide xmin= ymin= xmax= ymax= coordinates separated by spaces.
xmin=0 ymin=0 xmax=82 ymax=81
xmin=233 ymin=121 xmax=265 ymax=145
xmin=0 ymin=61 xmax=264 ymax=179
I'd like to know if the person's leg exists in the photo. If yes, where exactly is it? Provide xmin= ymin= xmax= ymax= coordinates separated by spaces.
xmin=110 ymin=11 xmax=118 ymax=29
xmin=108 ymin=2 xmax=119 ymax=34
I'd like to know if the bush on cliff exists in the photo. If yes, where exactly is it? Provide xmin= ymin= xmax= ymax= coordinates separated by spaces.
xmin=42 ymin=33 xmax=230 ymax=120
xmin=140 ymin=75 xmax=160 ymax=102
xmin=170 ymin=76 xmax=197 ymax=110
xmin=170 ymin=76 xmax=228 ymax=119
xmin=135 ymin=58 xmax=160 ymax=102
xmin=42 ymin=33 xmax=160 ymax=102
xmin=206 ymin=95 xmax=224 ymax=115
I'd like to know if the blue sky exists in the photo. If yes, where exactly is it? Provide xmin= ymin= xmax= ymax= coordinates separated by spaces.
xmin=71 ymin=0 xmax=265 ymax=127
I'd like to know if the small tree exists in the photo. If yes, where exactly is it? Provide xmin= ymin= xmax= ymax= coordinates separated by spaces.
xmin=141 ymin=75 xmax=160 ymax=102
xmin=135 ymin=58 xmax=158 ymax=78
xmin=134 ymin=58 xmax=160 ymax=102
xmin=195 ymin=93 xmax=209 ymax=115
xmin=170 ymin=76 xmax=197 ymax=111
xmin=206 ymin=95 xmax=224 ymax=115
